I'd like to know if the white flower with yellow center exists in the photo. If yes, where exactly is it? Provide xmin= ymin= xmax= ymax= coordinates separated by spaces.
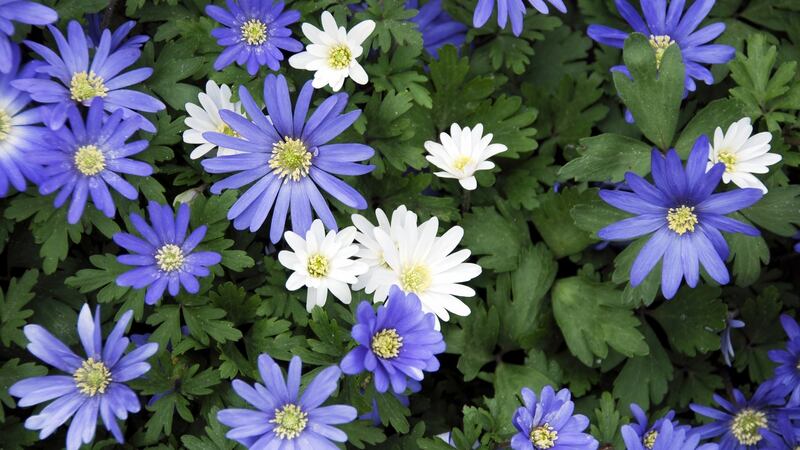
xmin=707 ymin=117 xmax=781 ymax=194
xmin=424 ymin=123 xmax=508 ymax=190
xmin=183 ymin=80 xmax=245 ymax=159
xmin=278 ymin=220 xmax=368 ymax=311
xmin=288 ymin=11 xmax=375 ymax=92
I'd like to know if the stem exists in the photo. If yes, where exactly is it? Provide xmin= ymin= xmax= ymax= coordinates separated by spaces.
xmin=461 ymin=189 xmax=471 ymax=213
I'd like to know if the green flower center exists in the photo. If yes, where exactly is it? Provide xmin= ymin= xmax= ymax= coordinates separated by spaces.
xmin=217 ymin=122 xmax=239 ymax=138
xmin=269 ymin=137 xmax=312 ymax=182
xmin=74 ymin=144 xmax=106 ymax=176
xmin=328 ymin=45 xmax=352 ymax=69
xmin=530 ymin=423 xmax=558 ymax=449
xmin=643 ymin=430 xmax=658 ymax=449
xmin=731 ymin=408 xmax=768 ymax=445
xmin=241 ymin=19 xmax=268 ymax=45
xmin=73 ymin=358 xmax=112 ymax=396
xmin=718 ymin=150 xmax=737 ymax=173
xmin=70 ymin=71 xmax=108 ymax=102
xmin=306 ymin=253 xmax=330 ymax=278
xmin=666 ymin=205 xmax=698 ymax=235
xmin=271 ymin=404 xmax=308 ymax=440
xmin=399 ymin=264 xmax=431 ymax=293
xmin=371 ymin=328 xmax=403 ymax=359
xmin=155 ymin=244 xmax=185 ymax=272
xmin=648 ymin=34 xmax=675 ymax=70
xmin=453 ymin=155 xmax=472 ymax=172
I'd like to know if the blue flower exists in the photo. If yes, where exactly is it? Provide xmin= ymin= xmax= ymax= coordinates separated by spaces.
xmin=597 ymin=135 xmax=763 ymax=299
xmin=722 ymin=312 xmax=745 ymax=366
xmin=205 ymin=0 xmax=302 ymax=75
xmin=340 ymin=286 xmax=446 ymax=394
xmin=622 ymin=419 xmax=718 ymax=450
xmin=35 ymin=99 xmax=153 ymax=224
xmin=626 ymin=403 xmax=691 ymax=444
xmin=407 ymin=0 xmax=467 ymax=57
xmin=473 ymin=0 xmax=566 ymax=36
xmin=217 ymin=354 xmax=357 ymax=448
xmin=86 ymin=17 xmax=148 ymax=52
xmin=201 ymin=74 xmax=375 ymax=243
xmin=587 ymin=0 xmax=735 ymax=92
xmin=11 ymin=20 xmax=165 ymax=131
xmin=510 ymin=385 xmax=599 ymax=450
xmin=0 ymin=0 xmax=57 ymax=73
xmin=768 ymin=314 xmax=800 ymax=405
xmin=114 ymin=201 xmax=222 ymax=304
xmin=9 ymin=304 xmax=158 ymax=450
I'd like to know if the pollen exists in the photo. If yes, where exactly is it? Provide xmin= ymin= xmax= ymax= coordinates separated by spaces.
xmin=328 ymin=45 xmax=352 ymax=70
xmin=529 ymin=423 xmax=558 ymax=449
xmin=371 ymin=328 xmax=403 ymax=359
xmin=453 ymin=155 xmax=472 ymax=172
xmin=731 ymin=408 xmax=767 ymax=445
xmin=0 ymin=110 xmax=11 ymax=141
xmin=643 ymin=430 xmax=658 ymax=449
xmin=70 ymin=71 xmax=108 ymax=102
xmin=73 ymin=358 xmax=112 ymax=396
xmin=217 ymin=122 xmax=239 ymax=138
xmin=155 ymin=244 xmax=185 ymax=272
xmin=648 ymin=34 xmax=676 ymax=70
xmin=241 ymin=19 xmax=268 ymax=46
xmin=271 ymin=403 xmax=308 ymax=440
xmin=74 ymin=145 xmax=106 ymax=176
xmin=269 ymin=137 xmax=312 ymax=182
xmin=666 ymin=205 xmax=698 ymax=235
xmin=718 ymin=150 xmax=737 ymax=173
xmin=400 ymin=264 xmax=431 ymax=293
xmin=306 ymin=253 xmax=330 ymax=278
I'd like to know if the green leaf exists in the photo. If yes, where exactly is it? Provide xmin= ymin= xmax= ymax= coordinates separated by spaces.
xmin=340 ymin=421 xmax=387 ymax=449
xmin=183 ymin=304 xmax=243 ymax=345
xmin=612 ymin=325 xmax=673 ymax=409
xmin=446 ymin=303 xmax=499 ymax=381
xmin=570 ymin=189 xmax=632 ymax=238
xmin=590 ymin=392 xmax=623 ymax=446
xmin=0 ymin=270 xmax=38 ymax=348
xmin=531 ymin=188 xmax=596 ymax=257
xmin=559 ymin=133 xmax=652 ymax=182
xmin=0 ymin=359 xmax=46 ymax=422
xmin=742 ymin=185 xmax=800 ymax=236
xmin=64 ymin=254 xmax=130 ymax=303
xmin=674 ymin=98 xmax=750 ymax=157
xmin=357 ymin=0 xmax=421 ymax=53
xmin=181 ymin=408 xmax=236 ymax=450
xmin=461 ymin=202 xmax=530 ymax=272
xmin=728 ymin=215 xmax=770 ymax=286
xmin=651 ymin=285 xmax=727 ymax=356
xmin=429 ymin=46 xmax=496 ymax=131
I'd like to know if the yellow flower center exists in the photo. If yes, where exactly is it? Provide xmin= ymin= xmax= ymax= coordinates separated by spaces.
xmin=453 ymin=155 xmax=472 ymax=172
xmin=0 ymin=110 xmax=10 ymax=142
xmin=73 ymin=358 xmax=112 ymax=396
xmin=241 ymin=19 xmax=268 ymax=46
xmin=648 ymin=34 xmax=675 ymax=70
xmin=718 ymin=150 xmax=737 ymax=173
xmin=371 ymin=328 xmax=403 ymax=359
xmin=270 ymin=137 xmax=312 ymax=182
xmin=399 ymin=264 xmax=431 ymax=293
xmin=530 ymin=424 xmax=558 ymax=449
xmin=70 ymin=71 xmax=108 ymax=102
xmin=271 ymin=404 xmax=308 ymax=440
xmin=306 ymin=253 xmax=329 ymax=278
xmin=643 ymin=430 xmax=658 ymax=449
xmin=74 ymin=144 xmax=106 ymax=176
xmin=666 ymin=205 xmax=698 ymax=235
xmin=155 ymin=244 xmax=185 ymax=272
xmin=217 ymin=122 xmax=239 ymax=138
xmin=731 ymin=409 xmax=768 ymax=445
xmin=328 ymin=45 xmax=352 ymax=69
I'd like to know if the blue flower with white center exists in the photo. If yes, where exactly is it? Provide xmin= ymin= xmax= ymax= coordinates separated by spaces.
xmin=8 ymin=304 xmax=158 ymax=450
xmin=510 ymin=385 xmax=599 ymax=450
xmin=114 ymin=201 xmax=223 ymax=305
xmin=206 ymin=0 xmax=303 ymax=75
xmin=0 ymin=0 xmax=57 ymax=73
xmin=473 ymin=0 xmax=566 ymax=37
xmin=597 ymin=135 xmax=763 ymax=299
xmin=217 ymin=354 xmax=357 ymax=448
xmin=622 ymin=419 xmax=718 ymax=450
xmin=626 ymin=403 xmax=691 ymax=447
xmin=11 ymin=20 xmax=165 ymax=131
xmin=722 ymin=312 xmax=745 ymax=366
xmin=768 ymin=315 xmax=800 ymax=406
xmin=407 ymin=0 xmax=467 ymax=57
xmin=587 ymin=0 xmax=735 ymax=92
xmin=201 ymin=74 xmax=375 ymax=243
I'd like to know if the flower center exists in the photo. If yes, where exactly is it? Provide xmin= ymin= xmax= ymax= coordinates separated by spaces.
xmin=70 ymin=71 xmax=108 ymax=102
xmin=155 ymin=244 xmax=185 ymax=272
xmin=643 ymin=430 xmax=658 ymax=449
xmin=666 ymin=205 xmax=698 ymax=235
xmin=453 ymin=155 xmax=472 ymax=172
xmin=241 ymin=19 xmax=268 ymax=46
xmin=73 ymin=358 xmax=112 ymax=396
xmin=529 ymin=423 xmax=558 ymax=449
xmin=371 ymin=328 xmax=403 ymax=359
xmin=270 ymin=404 xmax=308 ymax=440
xmin=269 ymin=137 xmax=312 ymax=182
xmin=731 ymin=408 xmax=768 ymax=445
xmin=718 ymin=150 xmax=737 ymax=173
xmin=648 ymin=34 xmax=675 ymax=69
xmin=217 ymin=122 xmax=239 ymax=138
xmin=0 ymin=110 xmax=11 ymax=142
xmin=306 ymin=253 xmax=330 ymax=278
xmin=74 ymin=144 xmax=106 ymax=176
xmin=328 ymin=45 xmax=352 ymax=69
xmin=399 ymin=264 xmax=431 ymax=293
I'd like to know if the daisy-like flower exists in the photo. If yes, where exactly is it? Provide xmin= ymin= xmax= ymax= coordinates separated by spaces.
xmin=407 ymin=0 xmax=467 ymax=57
xmin=0 ymin=0 xmax=57 ymax=73
xmin=587 ymin=0 xmax=735 ymax=92
xmin=510 ymin=385 xmax=599 ymax=450
xmin=340 ymin=286 xmax=446 ymax=394
xmin=768 ymin=315 xmax=800 ymax=405
xmin=35 ymin=99 xmax=153 ymax=224
xmin=183 ymin=80 xmax=245 ymax=159
xmin=9 ymin=304 xmax=158 ymax=450
xmin=217 ymin=354 xmax=357 ymax=448
xmin=201 ymin=74 xmax=375 ymax=243
xmin=424 ymin=123 xmax=507 ymax=190
xmin=597 ymin=135 xmax=763 ymax=299
xmin=114 ymin=201 xmax=222 ymax=305
xmin=278 ymin=219 xmax=367 ymax=311
xmin=626 ymin=403 xmax=690 ymax=446
xmin=473 ymin=0 xmax=567 ymax=37
xmin=707 ymin=117 xmax=781 ymax=194
xmin=205 ymin=0 xmax=302 ymax=75
xmin=288 ymin=11 xmax=375 ymax=92
xmin=622 ymin=419 xmax=718 ymax=450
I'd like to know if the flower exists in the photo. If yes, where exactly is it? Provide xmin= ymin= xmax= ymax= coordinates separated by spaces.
xmin=597 ymin=135 xmax=763 ymax=299
xmin=340 ymin=286 xmax=445 ymax=394
xmin=407 ymin=0 xmax=467 ymax=57
xmin=622 ymin=419 xmax=718 ymax=450
xmin=35 ymin=99 xmax=153 ymax=224
xmin=86 ymin=18 xmax=148 ymax=52
xmin=201 ymin=74 xmax=375 ymax=243
xmin=12 ymin=20 xmax=164 ymax=131
xmin=114 ymin=201 xmax=222 ymax=304
xmin=183 ymin=80 xmax=245 ymax=159
xmin=510 ymin=385 xmax=599 ymax=450
xmin=205 ymin=0 xmax=302 ymax=75
xmin=278 ymin=219 xmax=367 ymax=311
xmin=0 ymin=0 xmax=57 ymax=73
xmin=721 ymin=312 xmax=745 ymax=366
xmin=626 ymin=403 xmax=690 ymax=445
xmin=288 ymin=11 xmax=375 ymax=92
xmin=587 ymin=0 xmax=735 ymax=92
xmin=473 ymin=0 xmax=567 ymax=37
xmin=9 ymin=304 xmax=158 ymax=450
xmin=707 ymin=117 xmax=780 ymax=194
xmin=424 ymin=123 xmax=507 ymax=190
xmin=217 ymin=354 xmax=357 ymax=448
xmin=768 ymin=314 xmax=800 ymax=405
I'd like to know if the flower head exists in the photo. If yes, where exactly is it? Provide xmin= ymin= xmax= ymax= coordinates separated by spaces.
xmin=217 ymin=354 xmax=357 ymax=448
xmin=768 ymin=315 xmax=800 ymax=406
xmin=289 ymin=11 xmax=375 ymax=92
xmin=407 ymin=0 xmax=467 ymax=57
xmin=708 ymin=117 xmax=780 ymax=194
xmin=598 ymin=135 xmax=763 ymax=299
xmin=9 ymin=304 xmax=158 ymax=450
xmin=510 ymin=386 xmax=599 ymax=450
xmin=473 ymin=0 xmax=567 ymax=36
xmin=424 ymin=123 xmax=507 ymax=190
xmin=206 ymin=0 xmax=303 ymax=75
xmin=0 ymin=0 xmax=57 ymax=73
xmin=201 ymin=74 xmax=374 ymax=243
xmin=86 ymin=18 xmax=148 ymax=52
xmin=183 ymin=80 xmax=245 ymax=159
xmin=626 ymin=403 xmax=691 ymax=447
xmin=622 ymin=418 xmax=718 ymax=450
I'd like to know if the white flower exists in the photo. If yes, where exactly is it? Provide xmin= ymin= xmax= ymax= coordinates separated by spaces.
xmin=183 ymin=80 xmax=245 ymax=159
xmin=288 ymin=11 xmax=375 ymax=92
xmin=707 ymin=117 xmax=781 ymax=193
xmin=424 ymin=123 xmax=507 ymax=190
xmin=278 ymin=220 xmax=367 ymax=312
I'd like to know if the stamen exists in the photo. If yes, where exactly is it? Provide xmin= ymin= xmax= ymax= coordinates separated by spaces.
xmin=371 ymin=328 xmax=403 ymax=359
xmin=648 ymin=35 xmax=676 ymax=69
xmin=217 ymin=122 xmax=239 ymax=138
xmin=453 ymin=155 xmax=472 ymax=172
xmin=730 ymin=408 xmax=768 ymax=445
xmin=70 ymin=71 xmax=108 ymax=102
xmin=269 ymin=137 xmax=312 ymax=182
xmin=155 ymin=244 xmax=185 ymax=272
xmin=306 ymin=254 xmax=330 ymax=278
xmin=399 ymin=264 xmax=431 ymax=293
xmin=643 ymin=430 xmax=658 ymax=449
xmin=0 ymin=110 xmax=10 ymax=142
xmin=241 ymin=19 xmax=268 ymax=46
xmin=74 ymin=145 xmax=106 ymax=176
xmin=666 ymin=205 xmax=698 ymax=235
xmin=529 ymin=423 xmax=558 ymax=449
xmin=271 ymin=404 xmax=308 ymax=440
xmin=328 ymin=45 xmax=352 ymax=69
xmin=73 ymin=358 xmax=112 ymax=396
xmin=718 ymin=150 xmax=737 ymax=173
